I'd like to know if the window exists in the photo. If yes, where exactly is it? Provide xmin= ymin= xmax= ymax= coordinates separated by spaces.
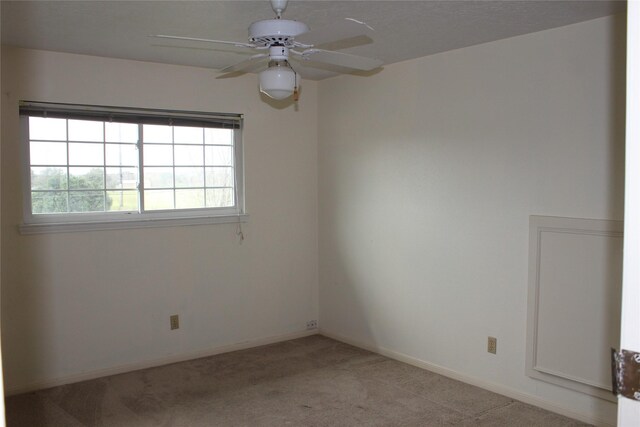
xmin=20 ymin=102 xmax=245 ymax=233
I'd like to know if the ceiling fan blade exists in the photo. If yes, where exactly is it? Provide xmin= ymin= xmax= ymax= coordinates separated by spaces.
xmin=219 ymin=54 xmax=269 ymax=73
xmin=153 ymin=35 xmax=255 ymax=49
xmin=297 ymin=49 xmax=382 ymax=71
xmin=295 ymin=18 xmax=375 ymax=47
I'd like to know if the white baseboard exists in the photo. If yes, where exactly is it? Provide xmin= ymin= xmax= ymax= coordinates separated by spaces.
xmin=6 ymin=329 xmax=318 ymax=396
xmin=319 ymin=329 xmax=615 ymax=427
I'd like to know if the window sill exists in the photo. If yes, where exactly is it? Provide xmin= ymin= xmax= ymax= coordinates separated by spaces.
xmin=18 ymin=213 xmax=249 ymax=235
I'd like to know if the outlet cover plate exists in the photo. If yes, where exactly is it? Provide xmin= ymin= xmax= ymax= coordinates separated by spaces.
xmin=170 ymin=314 xmax=180 ymax=330
xmin=488 ymin=337 xmax=497 ymax=354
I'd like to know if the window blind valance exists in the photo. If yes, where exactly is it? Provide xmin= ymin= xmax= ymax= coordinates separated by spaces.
xmin=19 ymin=101 xmax=242 ymax=129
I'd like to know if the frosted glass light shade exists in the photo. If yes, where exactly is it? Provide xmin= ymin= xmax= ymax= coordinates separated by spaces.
xmin=259 ymin=65 xmax=295 ymax=100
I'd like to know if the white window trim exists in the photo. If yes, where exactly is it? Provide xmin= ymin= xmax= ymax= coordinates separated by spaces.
xmin=18 ymin=213 xmax=249 ymax=235
xmin=19 ymin=102 xmax=247 ymax=234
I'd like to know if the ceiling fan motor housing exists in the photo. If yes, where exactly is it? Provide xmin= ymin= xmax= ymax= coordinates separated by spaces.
xmin=248 ymin=19 xmax=309 ymax=47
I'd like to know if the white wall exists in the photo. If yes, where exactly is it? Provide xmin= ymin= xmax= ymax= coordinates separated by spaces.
xmin=318 ymin=15 xmax=625 ymax=425
xmin=0 ymin=47 xmax=319 ymax=393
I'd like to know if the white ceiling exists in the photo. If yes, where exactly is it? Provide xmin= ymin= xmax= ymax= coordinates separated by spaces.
xmin=1 ymin=0 xmax=626 ymax=81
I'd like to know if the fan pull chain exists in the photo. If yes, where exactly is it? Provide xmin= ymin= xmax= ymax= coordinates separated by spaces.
xmin=232 ymin=134 xmax=244 ymax=244
xmin=236 ymin=222 xmax=244 ymax=243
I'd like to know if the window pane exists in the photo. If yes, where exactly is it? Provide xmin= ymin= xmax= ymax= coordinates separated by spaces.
xmin=32 ymin=191 xmax=68 ymax=213
xmin=174 ymin=126 xmax=203 ymax=144
xmin=205 ymin=146 xmax=233 ymax=166
xmin=105 ymin=144 xmax=138 ymax=166
xmin=30 ymin=141 xmax=67 ymax=166
xmin=176 ymin=189 xmax=204 ymax=209
xmin=144 ymin=167 xmax=173 ymax=189
xmin=25 ymin=107 xmax=242 ymax=221
xmin=204 ymin=128 xmax=233 ymax=145
xmin=144 ymin=145 xmax=173 ymax=166
xmin=107 ymin=190 xmax=138 ymax=211
xmin=144 ymin=190 xmax=174 ymax=210
xmin=69 ymin=143 xmax=104 ymax=166
xmin=175 ymin=167 xmax=204 ymax=188
xmin=68 ymin=119 xmax=103 ymax=142
xmin=205 ymin=167 xmax=234 ymax=187
xmin=206 ymin=188 xmax=234 ymax=208
xmin=31 ymin=167 xmax=68 ymax=190
xmin=29 ymin=117 xmax=67 ymax=141
xmin=106 ymin=167 xmax=138 ymax=189
xmin=105 ymin=122 xmax=138 ymax=143
xmin=143 ymin=125 xmax=172 ymax=143
xmin=69 ymin=191 xmax=105 ymax=212
xmin=174 ymin=145 xmax=203 ymax=166
xmin=69 ymin=167 xmax=105 ymax=190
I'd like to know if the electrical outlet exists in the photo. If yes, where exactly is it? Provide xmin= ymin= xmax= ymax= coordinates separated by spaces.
xmin=306 ymin=320 xmax=318 ymax=330
xmin=488 ymin=336 xmax=497 ymax=354
xmin=170 ymin=314 xmax=180 ymax=330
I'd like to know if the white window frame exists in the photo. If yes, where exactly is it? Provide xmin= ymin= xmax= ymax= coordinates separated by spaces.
xmin=19 ymin=101 xmax=247 ymax=234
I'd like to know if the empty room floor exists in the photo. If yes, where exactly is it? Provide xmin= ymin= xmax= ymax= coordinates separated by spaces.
xmin=5 ymin=335 xmax=588 ymax=426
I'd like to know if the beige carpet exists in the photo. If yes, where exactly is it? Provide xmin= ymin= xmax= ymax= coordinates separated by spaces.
xmin=6 ymin=335 xmax=589 ymax=426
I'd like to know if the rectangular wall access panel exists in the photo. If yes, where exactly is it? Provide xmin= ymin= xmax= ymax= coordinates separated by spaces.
xmin=526 ymin=215 xmax=623 ymax=402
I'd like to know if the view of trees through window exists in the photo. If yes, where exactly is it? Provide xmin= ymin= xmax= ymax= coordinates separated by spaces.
xmin=27 ymin=116 xmax=236 ymax=216
xmin=31 ymin=167 xmax=115 ymax=213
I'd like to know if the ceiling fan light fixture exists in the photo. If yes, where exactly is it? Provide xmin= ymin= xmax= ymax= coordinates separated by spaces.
xmin=259 ymin=61 xmax=296 ymax=100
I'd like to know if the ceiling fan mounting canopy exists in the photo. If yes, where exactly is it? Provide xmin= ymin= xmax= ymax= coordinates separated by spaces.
xmin=270 ymin=0 xmax=289 ymax=17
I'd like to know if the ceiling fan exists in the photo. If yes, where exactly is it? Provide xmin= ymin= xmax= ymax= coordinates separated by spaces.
xmin=154 ymin=0 xmax=383 ymax=101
